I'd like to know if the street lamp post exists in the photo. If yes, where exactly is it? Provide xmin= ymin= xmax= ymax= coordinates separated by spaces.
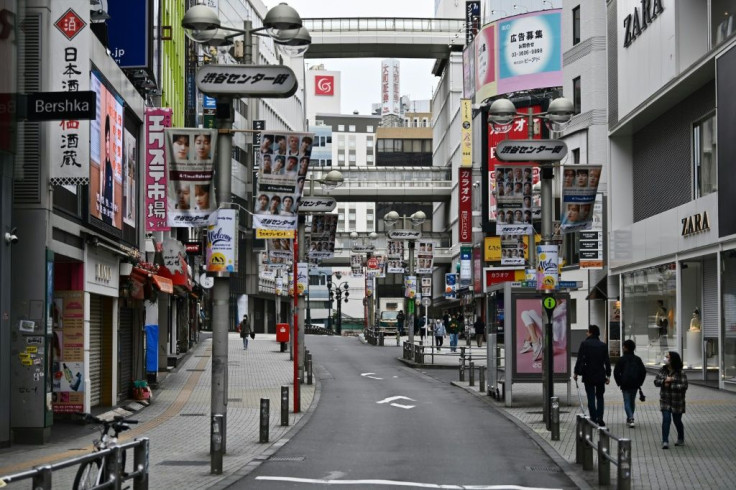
xmin=488 ymin=96 xmax=573 ymax=427
xmin=350 ymin=231 xmax=378 ymax=330
xmin=181 ymin=3 xmax=310 ymax=474
xmin=384 ymin=210 xmax=427 ymax=345
xmin=328 ymin=279 xmax=350 ymax=335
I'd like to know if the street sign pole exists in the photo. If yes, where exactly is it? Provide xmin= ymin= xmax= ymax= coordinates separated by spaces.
xmin=542 ymin=296 xmax=557 ymax=429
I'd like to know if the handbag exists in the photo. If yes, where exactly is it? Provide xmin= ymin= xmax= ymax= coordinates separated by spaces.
xmin=250 ymin=331 xmax=255 ymax=340
xmin=638 ymin=387 xmax=646 ymax=402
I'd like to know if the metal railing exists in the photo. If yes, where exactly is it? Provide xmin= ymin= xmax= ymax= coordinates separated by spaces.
xmin=0 ymin=437 xmax=149 ymax=489
xmin=576 ymin=415 xmax=632 ymax=489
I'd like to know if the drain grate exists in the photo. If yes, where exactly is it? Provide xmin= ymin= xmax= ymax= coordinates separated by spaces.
xmin=227 ymin=398 xmax=242 ymax=402
xmin=524 ymin=465 xmax=562 ymax=473
xmin=187 ymin=369 xmax=206 ymax=372
xmin=180 ymin=413 xmax=206 ymax=417
xmin=158 ymin=460 xmax=210 ymax=466
xmin=269 ymin=456 xmax=305 ymax=462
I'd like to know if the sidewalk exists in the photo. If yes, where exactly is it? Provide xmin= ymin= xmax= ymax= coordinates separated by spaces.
xmin=0 ymin=333 xmax=316 ymax=489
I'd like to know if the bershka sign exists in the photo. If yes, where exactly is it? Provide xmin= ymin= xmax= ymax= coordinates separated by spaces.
xmin=24 ymin=91 xmax=96 ymax=121
xmin=623 ymin=0 xmax=664 ymax=48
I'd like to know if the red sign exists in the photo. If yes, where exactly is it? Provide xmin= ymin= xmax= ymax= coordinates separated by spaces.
xmin=54 ymin=9 xmax=86 ymax=41
xmin=485 ymin=269 xmax=519 ymax=287
xmin=314 ymin=75 xmax=334 ymax=96
xmin=459 ymin=168 xmax=472 ymax=243
xmin=367 ymin=257 xmax=378 ymax=269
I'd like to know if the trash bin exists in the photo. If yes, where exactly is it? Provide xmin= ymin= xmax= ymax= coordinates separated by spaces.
xmin=276 ymin=323 xmax=289 ymax=352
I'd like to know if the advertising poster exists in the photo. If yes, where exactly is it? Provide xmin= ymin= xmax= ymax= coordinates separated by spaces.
xmin=51 ymin=291 xmax=85 ymax=413
xmin=560 ymin=165 xmax=602 ymax=233
xmin=404 ymin=275 xmax=417 ymax=299
xmin=495 ymin=164 xmax=539 ymax=235
xmin=381 ymin=59 xmax=401 ymax=116
xmin=514 ymin=297 xmax=568 ymax=375
xmin=497 ymin=10 xmax=563 ymax=94
xmin=460 ymin=100 xmax=473 ymax=167
xmin=350 ymin=253 xmax=363 ymax=276
xmin=144 ymin=108 xmax=172 ymax=231
xmin=49 ymin=1 xmax=90 ymax=185
xmin=579 ymin=193 xmax=604 ymax=269
xmin=501 ymin=235 xmax=525 ymax=266
xmin=536 ymin=244 xmax=559 ymax=291
xmin=460 ymin=246 xmax=472 ymax=287
xmin=475 ymin=23 xmax=497 ymax=102
xmin=421 ymin=277 xmax=432 ymax=297
xmin=165 ymin=128 xmax=218 ymax=228
xmin=307 ymin=214 xmax=337 ymax=259
xmin=122 ymin=127 xmax=137 ymax=227
xmin=89 ymin=71 xmax=124 ymax=229
xmin=387 ymin=240 xmax=404 ymax=273
xmin=462 ymin=39 xmax=476 ymax=98
xmin=267 ymin=238 xmax=292 ymax=265
xmin=256 ymin=131 xmax=314 ymax=231
xmin=296 ymin=263 xmax=308 ymax=297
xmin=206 ymin=209 xmax=238 ymax=273
xmin=415 ymin=241 xmax=434 ymax=275
xmin=444 ymin=273 xmax=457 ymax=299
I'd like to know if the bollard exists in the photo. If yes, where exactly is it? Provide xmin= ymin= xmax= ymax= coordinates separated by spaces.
xmin=598 ymin=427 xmax=611 ymax=486
xmin=379 ymin=331 xmax=384 ymax=346
xmin=133 ymin=437 xmax=150 ymax=490
xmin=618 ymin=438 xmax=632 ymax=490
xmin=469 ymin=362 xmax=475 ymax=386
xmin=479 ymin=366 xmax=486 ymax=393
xmin=106 ymin=445 xmax=123 ymax=490
xmin=459 ymin=363 xmax=465 ymax=382
xmin=211 ymin=414 xmax=224 ymax=474
xmin=551 ymin=396 xmax=560 ymax=441
xmin=31 ymin=465 xmax=52 ymax=490
xmin=281 ymin=386 xmax=289 ymax=426
xmin=306 ymin=358 xmax=313 ymax=385
xmin=575 ymin=415 xmax=584 ymax=464
xmin=582 ymin=418 xmax=594 ymax=471
xmin=259 ymin=398 xmax=269 ymax=443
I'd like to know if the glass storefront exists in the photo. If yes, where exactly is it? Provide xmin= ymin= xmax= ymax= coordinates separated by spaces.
xmin=622 ymin=263 xmax=676 ymax=367
xmin=723 ymin=252 xmax=736 ymax=387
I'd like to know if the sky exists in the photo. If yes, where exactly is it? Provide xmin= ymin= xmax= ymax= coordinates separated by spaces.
xmin=264 ymin=0 xmax=440 ymax=115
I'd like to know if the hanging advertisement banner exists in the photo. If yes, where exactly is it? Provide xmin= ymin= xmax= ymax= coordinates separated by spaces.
xmin=49 ymin=1 xmax=90 ymax=186
xmin=350 ymin=253 xmax=364 ymax=276
xmin=421 ymin=277 xmax=432 ymax=297
xmin=460 ymin=246 xmax=472 ymax=287
xmin=579 ymin=193 xmax=604 ymax=269
xmin=267 ymin=238 xmax=292 ymax=265
xmin=51 ymin=291 xmax=86 ymax=413
xmin=501 ymin=235 xmax=525 ymax=266
xmin=465 ymin=1 xmax=481 ymax=44
xmin=307 ymin=214 xmax=338 ymax=259
xmin=255 ymin=131 xmax=314 ymax=231
xmin=165 ymin=128 xmax=218 ymax=228
xmin=462 ymin=38 xmax=476 ymax=99
xmin=494 ymin=164 xmax=539 ymax=235
xmin=445 ymin=273 xmax=457 ymax=299
xmin=415 ymin=241 xmax=434 ymax=275
xmin=460 ymin=99 xmax=473 ymax=167
xmin=536 ymin=244 xmax=559 ymax=291
xmin=474 ymin=23 xmax=497 ymax=102
xmin=560 ymin=165 xmax=602 ymax=233
xmin=296 ymin=263 xmax=307 ymax=296
xmin=144 ymin=108 xmax=172 ymax=231
xmin=404 ymin=275 xmax=417 ymax=299
xmin=459 ymin=168 xmax=473 ymax=242
xmin=205 ymin=208 xmax=238 ymax=274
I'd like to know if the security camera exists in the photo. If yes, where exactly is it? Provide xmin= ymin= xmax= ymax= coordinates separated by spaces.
xmin=4 ymin=228 xmax=18 ymax=245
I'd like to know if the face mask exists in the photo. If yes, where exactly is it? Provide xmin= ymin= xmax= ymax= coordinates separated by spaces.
xmin=663 ymin=358 xmax=670 ymax=365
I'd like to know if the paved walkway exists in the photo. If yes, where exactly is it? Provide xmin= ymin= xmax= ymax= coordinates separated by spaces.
xmin=0 ymin=332 xmax=316 ymax=489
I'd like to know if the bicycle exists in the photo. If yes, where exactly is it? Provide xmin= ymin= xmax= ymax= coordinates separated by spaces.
xmin=73 ymin=413 xmax=138 ymax=490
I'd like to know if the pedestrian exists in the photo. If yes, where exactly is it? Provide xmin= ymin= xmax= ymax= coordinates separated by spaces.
xmin=418 ymin=314 xmax=427 ymax=340
xmin=613 ymin=339 xmax=647 ymax=427
xmin=448 ymin=313 xmax=460 ymax=352
xmin=238 ymin=314 xmax=251 ymax=350
xmin=434 ymin=318 xmax=446 ymax=350
xmin=573 ymin=324 xmax=611 ymax=426
xmin=396 ymin=310 xmax=405 ymax=336
xmin=473 ymin=316 xmax=485 ymax=348
xmin=654 ymin=351 xmax=688 ymax=449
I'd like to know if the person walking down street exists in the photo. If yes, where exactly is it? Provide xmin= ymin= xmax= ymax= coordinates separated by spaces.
xmin=239 ymin=314 xmax=252 ymax=350
xmin=434 ymin=318 xmax=446 ymax=350
xmin=614 ymin=339 xmax=647 ymax=427
xmin=418 ymin=314 xmax=427 ymax=341
xmin=474 ymin=317 xmax=485 ymax=348
xmin=448 ymin=314 xmax=461 ymax=352
xmin=396 ymin=310 xmax=405 ymax=336
xmin=573 ymin=324 xmax=611 ymax=426
xmin=654 ymin=351 xmax=688 ymax=449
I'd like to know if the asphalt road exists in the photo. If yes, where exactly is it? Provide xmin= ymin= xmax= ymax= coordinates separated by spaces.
xmin=226 ymin=336 xmax=578 ymax=489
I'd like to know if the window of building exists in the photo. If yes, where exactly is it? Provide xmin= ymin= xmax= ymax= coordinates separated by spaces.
xmin=338 ymin=125 xmax=345 ymax=131
xmin=325 ymin=158 xmax=332 ymax=166
xmin=693 ymin=113 xmax=717 ymax=198
xmin=338 ymin=153 xmax=345 ymax=165
xmin=338 ymin=136 xmax=345 ymax=149
xmin=326 ymin=136 xmax=332 ymax=144
xmin=413 ymin=118 xmax=419 ymax=127
xmin=713 ymin=2 xmax=736 ymax=48
xmin=367 ymin=125 xmax=374 ymax=132
xmin=422 ymin=118 xmax=429 ymax=127
xmin=367 ymin=137 xmax=373 ymax=148
xmin=572 ymin=6 xmax=581 ymax=45
xmin=349 ymin=154 xmax=356 ymax=166
xmin=349 ymin=125 xmax=356 ymax=132
xmin=366 ymin=154 xmax=374 ymax=164
xmin=572 ymin=148 xmax=581 ymax=164
xmin=348 ymin=137 xmax=356 ymax=149
xmin=572 ymin=76 xmax=581 ymax=114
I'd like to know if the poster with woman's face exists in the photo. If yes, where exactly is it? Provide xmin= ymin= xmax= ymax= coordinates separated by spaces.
xmin=122 ymin=128 xmax=137 ymax=227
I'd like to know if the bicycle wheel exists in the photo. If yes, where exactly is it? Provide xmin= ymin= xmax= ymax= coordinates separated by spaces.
xmin=73 ymin=459 xmax=103 ymax=490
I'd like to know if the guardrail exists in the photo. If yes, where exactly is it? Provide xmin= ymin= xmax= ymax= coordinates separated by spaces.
xmin=576 ymin=414 xmax=632 ymax=489
xmin=0 ymin=437 xmax=149 ymax=489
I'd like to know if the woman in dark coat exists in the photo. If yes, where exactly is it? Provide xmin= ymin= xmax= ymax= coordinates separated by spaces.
xmin=653 ymin=351 xmax=688 ymax=449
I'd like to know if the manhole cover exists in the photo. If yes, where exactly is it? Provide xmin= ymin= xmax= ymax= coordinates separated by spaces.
xmin=180 ymin=413 xmax=206 ymax=417
xmin=158 ymin=460 xmax=210 ymax=466
xmin=524 ymin=465 xmax=562 ymax=473
xmin=269 ymin=456 xmax=305 ymax=462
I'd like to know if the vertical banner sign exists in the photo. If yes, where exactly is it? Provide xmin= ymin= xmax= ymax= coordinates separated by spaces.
xmin=365 ymin=275 xmax=374 ymax=298
xmin=415 ymin=242 xmax=435 ymax=275
xmin=252 ymin=120 xmax=265 ymax=148
xmin=474 ymin=24 xmax=497 ymax=102
xmin=51 ymin=291 xmax=86 ymax=413
xmin=49 ymin=1 xmax=90 ymax=185
xmin=296 ymin=263 xmax=308 ymax=296
xmin=387 ymin=240 xmax=405 ymax=273
xmin=381 ymin=59 xmax=400 ymax=116
xmin=579 ymin=193 xmax=604 ymax=269
xmin=421 ymin=277 xmax=432 ymax=297
xmin=445 ymin=273 xmax=457 ymax=299
xmin=144 ymin=108 xmax=172 ymax=231
xmin=165 ymin=128 xmax=219 ymax=228
xmin=460 ymin=99 xmax=473 ymax=167
xmin=473 ymin=246 xmax=483 ymax=293
xmin=465 ymin=1 xmax=481 ymax=44
xmin=536 ymin=244 xmax=559 ymax=291
xmin=307 ymin=214 xmax=338 ymax=259
xmin=254 ymin=131 xmax=314 ymax=231
xmin=206 ymin=208 xmax=238 ymax=273
xmin=462 ymin=38 xmax=476 ymax=99
xmin=459 ymin=168 xmax=473 ymax=243
xmin=405 ymin=276 xmax=417 ymax=299
xmin=460 ymin=246 xmax=472 ymax=287
xmin=560 ymin=165 xmax=602 ymax=233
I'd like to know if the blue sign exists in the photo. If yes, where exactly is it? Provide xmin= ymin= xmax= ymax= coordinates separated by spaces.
xmin=107 ymin=0 xmax=150 ymax=68
xmin=203 ymin=95 xmax=217 ymax=109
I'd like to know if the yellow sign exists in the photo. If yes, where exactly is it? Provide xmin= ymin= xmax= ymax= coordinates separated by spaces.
xmin=460 ymin=99 xmax=472 ymax=167
xmin=484 ymin=237 xmax=501 ymax=261
xmin=256 ymin=229 xmax=295 ymax=239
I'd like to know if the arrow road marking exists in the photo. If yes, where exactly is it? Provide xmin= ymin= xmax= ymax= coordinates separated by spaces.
xmin=377 ymin=395 xmax=416 ymax=408
xmin=361 ymin=372 xmax=383 ymax=380
xmin=390 ymin=403 xmax=415 ymax=409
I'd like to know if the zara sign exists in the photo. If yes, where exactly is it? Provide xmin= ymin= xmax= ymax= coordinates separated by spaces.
xmin=623 ymin=0 xmax=664 ymax=48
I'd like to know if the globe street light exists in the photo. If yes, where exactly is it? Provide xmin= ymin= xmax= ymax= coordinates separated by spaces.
xmin=351 ymin=231 xmax=378 ymax=329
xmin=487 ymin=96 xmax=573 ymax=429
xmin=181 ymin=2 xmax=310 ymax=474
xmin=383 ymin=210 xmax=426 ymax=345
xmin=327 ymin=280 xmax=351 ymax=335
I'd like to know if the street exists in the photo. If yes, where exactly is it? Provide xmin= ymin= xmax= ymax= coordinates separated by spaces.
xmin=229 ymin=336 xmax=577 ymax=489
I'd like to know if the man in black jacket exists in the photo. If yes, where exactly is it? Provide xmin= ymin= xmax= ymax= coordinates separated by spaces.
xmin=574 ymin=324 xmax=611 ymax=426
xmin=613 ymin=339 xmax=647 ymax=427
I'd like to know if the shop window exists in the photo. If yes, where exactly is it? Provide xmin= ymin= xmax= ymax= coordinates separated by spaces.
xmin=693 ymin=113 xmax=717 ymax=198
xmin=713 ymin=1 xmax=736 ymax=47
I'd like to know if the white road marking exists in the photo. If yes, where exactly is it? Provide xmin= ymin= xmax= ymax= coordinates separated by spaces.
xmin=361 ymin=372 xmax=383 ymax=380
xmin=256 ymin=476 xmax=561 ymax=489
xmin=376 ymin=396 xmax=415 ymax=404
xmin=390 ymin=403 xmax=415 ymax=409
